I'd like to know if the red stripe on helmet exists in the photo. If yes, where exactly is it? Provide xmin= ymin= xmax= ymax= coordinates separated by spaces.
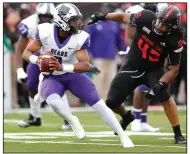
xmin=136 ymin=11 xmax=142 ymax=19
xmin=164 ymin=6 xmax=176 ymax=20
xmin=178 ymin=40 xmax=183 ymax=45
xmin=178 ymin=41 xmax=183 ymax=47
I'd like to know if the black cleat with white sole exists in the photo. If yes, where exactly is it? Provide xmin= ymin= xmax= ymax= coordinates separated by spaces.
xmin=114 ymin=110 xmax=135 ymax=135
xmin=17 ymin=114 xmax=41 ymax=128
xmin=175 ymin=135 xmax=187 ymax=144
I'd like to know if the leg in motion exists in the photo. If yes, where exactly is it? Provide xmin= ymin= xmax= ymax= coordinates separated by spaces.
xmin=60 ymin=94 xmax=72 ymax=130
xmin=17 ymin=63 xmax=41 ymax=128
xmin=131 ymin=85 xmax=160 ymax=132
xmin=68 ymin=73 xmax=134 ymax=148
xmin=163 ymin=97 xmax=186 ymax=144
xmin=41 ymin=76 xmax=85 ymax=140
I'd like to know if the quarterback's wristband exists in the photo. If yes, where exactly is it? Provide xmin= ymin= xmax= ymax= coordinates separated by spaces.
xmin=62 ymin=64 xmax=74 ymax=72
xmin=29 ymin=55 xmax=38 ymax=64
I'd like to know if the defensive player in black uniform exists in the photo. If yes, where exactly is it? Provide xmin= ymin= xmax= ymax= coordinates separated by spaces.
xmin=88 ymin=5 xmax=186 ymax=144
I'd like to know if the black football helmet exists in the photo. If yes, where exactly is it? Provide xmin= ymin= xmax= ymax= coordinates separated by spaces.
xmin=153 ymin=5 xmax=181 ymax=35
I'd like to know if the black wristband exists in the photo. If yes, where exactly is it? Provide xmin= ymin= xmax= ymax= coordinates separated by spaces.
xmin=98 ymin=13 xmax=107 ymax=20
xmin=102 ymin=13 xmax=108 ymax=20
xmin=159 ymin=81 xmax=168 ymax=89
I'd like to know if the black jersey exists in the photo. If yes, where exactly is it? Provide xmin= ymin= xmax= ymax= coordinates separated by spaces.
xmin=123 ymin=10 xmax=183 ymax=71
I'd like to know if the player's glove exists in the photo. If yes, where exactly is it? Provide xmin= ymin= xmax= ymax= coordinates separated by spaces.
xmin=145 ymin=81 xmax=168 ymax=100
xmin=88 ymin=12 xmax=107 ymax=25
xmin=16 ymin=68 xmax=27 ymax=84
xmin=90 ymin=63 xmax=101 ymax=75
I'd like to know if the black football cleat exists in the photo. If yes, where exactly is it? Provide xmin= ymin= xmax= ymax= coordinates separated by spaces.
xmin=175 ymin=135 xmax=187 ymax=144
xmin=114 ymin=110 xmax=135 ymax=135
xmin=17 ymin=114 xmax=41 ymax=128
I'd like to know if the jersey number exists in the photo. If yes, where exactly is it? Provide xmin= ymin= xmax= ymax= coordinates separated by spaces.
xmin=54 ymin=52 xmax=68 ymax=64
xmin=138 ymin=38 xmax=160 ymax=62
xmin=54 ymin=56 xmax=62 ymax=64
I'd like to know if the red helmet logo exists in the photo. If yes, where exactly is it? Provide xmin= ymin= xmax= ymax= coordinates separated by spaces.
xmin=177 ymin=13 xmax=181 ymax=23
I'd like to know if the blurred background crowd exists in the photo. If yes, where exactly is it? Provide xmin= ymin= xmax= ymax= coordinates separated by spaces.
xmin=3 ymin=2 xmax=187 ymax=110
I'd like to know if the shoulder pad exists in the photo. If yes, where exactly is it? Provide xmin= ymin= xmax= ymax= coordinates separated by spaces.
xmin=19 ymin=14 xmax=39 ymax=38
xmin=37 ymin=23 xmax=52 ymax=40
xmin=21 ymin=14 xmax=39 ymax=29
xmin=125 ymin=5 xmax=144 ymax=13
xmin=133 ymin=10 xmax=155 ymax=27
xmin=74 ymin=31 xmax=90 ymax=50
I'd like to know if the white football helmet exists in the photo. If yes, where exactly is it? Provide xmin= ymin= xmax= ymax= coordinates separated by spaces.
xmin=157 ymin=3 xmax=168 ymax=11
xmin=36 ymin=3 xmax=55 ymax=23
xmin=36 ymin=3 xmax=55 ymax=15
xmin=53 ymin=3 xmax=83 ymax=34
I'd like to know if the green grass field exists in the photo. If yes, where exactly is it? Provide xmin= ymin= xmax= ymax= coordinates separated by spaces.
xmin=4 ymin=109 xmax=187 ymax=153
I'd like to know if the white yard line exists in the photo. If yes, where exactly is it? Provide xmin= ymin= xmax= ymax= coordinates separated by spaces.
xmin=91 ymin=139 xmax=120 ymax=142
xmin=4 ymin=119 xmax=19 ymax=123
xmin=4 ymin=139 xmax=186 ymax=149
xmin=4 ymin=136 xmax=56 ymax=139
xmin=158 ymin=137 xmax=173 ymax=140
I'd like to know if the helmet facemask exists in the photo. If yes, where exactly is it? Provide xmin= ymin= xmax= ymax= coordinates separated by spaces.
xmin=38 ymin=14 xmax=53 ymax=24
xmin=68 ymin=16 xmax=83 ymax=34
xmin=153 ymin=18 xmax=173 ymax=35
xmin=36 ymin=3 xmax=55 ymax=24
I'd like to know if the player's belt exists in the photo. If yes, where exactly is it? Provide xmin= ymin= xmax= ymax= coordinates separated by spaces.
xmin=119 ymin=70 xmax=146 ymax=78
xmin=119 ymin=70 xmax=138 ymax=73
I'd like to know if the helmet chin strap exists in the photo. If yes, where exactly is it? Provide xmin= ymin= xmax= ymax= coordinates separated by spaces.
xmin=154 ymin=28 xmax=162 ymax=35
xmin=154 ymin=28 xmax=171 ymax=36
xmin=152 ymin=20 xmax=172 ymax=36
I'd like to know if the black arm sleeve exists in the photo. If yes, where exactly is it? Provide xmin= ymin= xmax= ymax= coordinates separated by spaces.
xmin=167 ymin=31 xmax=184 ymax=66
xmin=129 ymin=13 xmax=137 ymax=26
xmin=129 ymin=10 xmax=155 ymax=28
xmin=167 ymin=52 xmax=181 ymax=66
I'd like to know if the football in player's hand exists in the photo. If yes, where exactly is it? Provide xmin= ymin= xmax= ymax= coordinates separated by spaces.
xmin=39 ymin=51 xmax=55 ymax=74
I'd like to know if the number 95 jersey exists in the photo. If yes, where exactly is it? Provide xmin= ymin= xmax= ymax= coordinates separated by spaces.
xmin=124 ymin=10 xmax=183 ymax=71
xmin=36 ymin=23 xmax=90 ymax=75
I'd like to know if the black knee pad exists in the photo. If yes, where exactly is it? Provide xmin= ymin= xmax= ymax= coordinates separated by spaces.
xmin=106 ymin=99 xmax=120 ymax=109
xmin=156 ymin=88 xmax=171 ymax=102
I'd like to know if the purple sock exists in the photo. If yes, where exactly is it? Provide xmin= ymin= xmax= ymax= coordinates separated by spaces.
xmin=141 ymin=113 xmax=147 ymax=123
xmin=132 ymin=108 xmax=142 ymax=119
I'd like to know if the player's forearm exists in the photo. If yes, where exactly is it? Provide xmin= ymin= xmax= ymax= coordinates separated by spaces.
xmin=22 ymin=49 xmax=38 ymax=64
xmin=105 ymin=13 xmax=128 ymax=24
xmin=16 ymin=49 xmax=24 ymax=68
xmin=15 ymin=36 xmax=28 ymax=68
xmin=73 ymin=61 xmax=90 ymax=73
xmin=159 ymin=68 xmax=179 ymax=84
xmin=126 ymin=39 xmax=132 ymax=47
xmin=22 ymin=39 xmax=42 ymax=64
